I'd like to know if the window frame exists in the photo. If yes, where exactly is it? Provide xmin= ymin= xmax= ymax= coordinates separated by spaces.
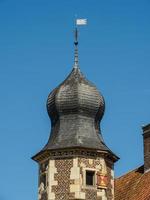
xmin=86 ymin=170 xmax=95 ymax=186
xmin=83 ymin=168 xmax=97 ymax=188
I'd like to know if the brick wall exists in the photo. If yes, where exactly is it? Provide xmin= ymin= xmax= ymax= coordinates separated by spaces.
xmin=38 ymin=154 xmax=114 ymax=200
xmin=52 ymin=158 xmax=74 ymax=200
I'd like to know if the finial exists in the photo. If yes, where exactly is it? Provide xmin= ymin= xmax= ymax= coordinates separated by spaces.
xmin=74 ymin=27 xmax=79 ymax=69
xmin=73 ymin=18 xmax=87 ymax=69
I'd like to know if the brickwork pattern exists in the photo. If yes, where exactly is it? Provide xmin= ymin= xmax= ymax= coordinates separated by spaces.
xmin=38 ymin=156 xmax=114 ymax=200
xmin=52 ymin=158 xmax=74 ymax=200
xmin=85 ymin=188 xmax=97 ymax=199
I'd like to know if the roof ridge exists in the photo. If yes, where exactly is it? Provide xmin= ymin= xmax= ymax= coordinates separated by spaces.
xmin=115 ymin=165 xmax=144 ymax=180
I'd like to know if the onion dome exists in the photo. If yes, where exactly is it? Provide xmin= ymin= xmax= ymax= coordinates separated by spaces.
xmin=44 ymin=66 xmax=108 ymax=151
xmin=47 ymin=67 xmax=105 ymax=127
xmin=33 ymin=27 xmax=118 ymax=162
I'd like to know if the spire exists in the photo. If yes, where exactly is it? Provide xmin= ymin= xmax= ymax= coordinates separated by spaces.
xmin=73 ymin=18 xmax=87 ymax=69
xmin=74 ymin=27 xmax=79 ymax=69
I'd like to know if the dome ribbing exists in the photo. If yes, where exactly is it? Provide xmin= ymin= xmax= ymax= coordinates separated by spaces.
xmin=47 ymin=67 xmax=105 ymax=123
xmin=43 ymin=67 xmax=110 ymax=151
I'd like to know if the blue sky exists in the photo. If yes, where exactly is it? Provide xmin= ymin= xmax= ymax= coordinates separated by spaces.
xmin=0 ymin=0 xmax=150 ymax=200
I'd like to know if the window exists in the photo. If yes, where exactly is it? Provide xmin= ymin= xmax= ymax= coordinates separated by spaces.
xmin=40 ymin=173 xmax=47 ymax=189
xmin=86 ymin=171 xmax=95 ymax=186
xmin=42 ymin=174 xmax=46 ymax=187
xmin=39 ymin=162 xmax=48 ymax=189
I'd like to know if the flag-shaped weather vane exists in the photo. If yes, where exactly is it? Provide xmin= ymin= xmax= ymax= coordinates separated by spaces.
xmin=73 ymin=18 xmax=87 ymax=69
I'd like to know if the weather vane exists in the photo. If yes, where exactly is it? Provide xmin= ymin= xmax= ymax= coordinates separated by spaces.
xmin=73 ymin=18 xmax=87 ymax=69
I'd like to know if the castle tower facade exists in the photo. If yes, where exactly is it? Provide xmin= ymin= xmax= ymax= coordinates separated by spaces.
xmin=32 ymin=29 xmax=119 ymax=200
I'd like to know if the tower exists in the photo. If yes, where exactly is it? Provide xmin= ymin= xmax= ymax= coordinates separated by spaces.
xmin=32 ymin=27 xmax=119 ymax=200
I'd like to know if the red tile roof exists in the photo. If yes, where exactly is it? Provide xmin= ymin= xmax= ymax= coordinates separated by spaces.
xmin=115 ymin=166 xmax=150 ymax=200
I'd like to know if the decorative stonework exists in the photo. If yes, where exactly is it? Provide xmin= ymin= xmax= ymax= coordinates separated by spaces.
xmin=79 ymin=157 xmax=108 ymax=200
xmin=33 ymin=148 xmax=117 ymax=163
xmin=97 ymin=173 xmax=108 ymax=189
xmin=38 ymin=161 xmax=49 ymax=200
xmin=38 ymin=182 xmax=45 ymax=200
xmin=111 ymin=169 xmax=114 ymax=200
xmin=105 ymin=161 xmax=114 ymax=200
xmin=70 ymin=158 xmax=85 ymax=199
xmin=97 ymin=189 xmax=107 ymax=200
xmin=79 ymin=157 xmax=114 ymax=200
xmin=37 ymin=149 xmax=115 ymax=200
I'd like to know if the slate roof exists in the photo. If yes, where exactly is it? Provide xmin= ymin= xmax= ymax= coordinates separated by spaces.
xmin=33 ymin=67 xmax=118 ymax=161
xmin=45 ymin=67 xmax=106 ymax=150
xmin=115 ymin=165 xmax=150 ymax=200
